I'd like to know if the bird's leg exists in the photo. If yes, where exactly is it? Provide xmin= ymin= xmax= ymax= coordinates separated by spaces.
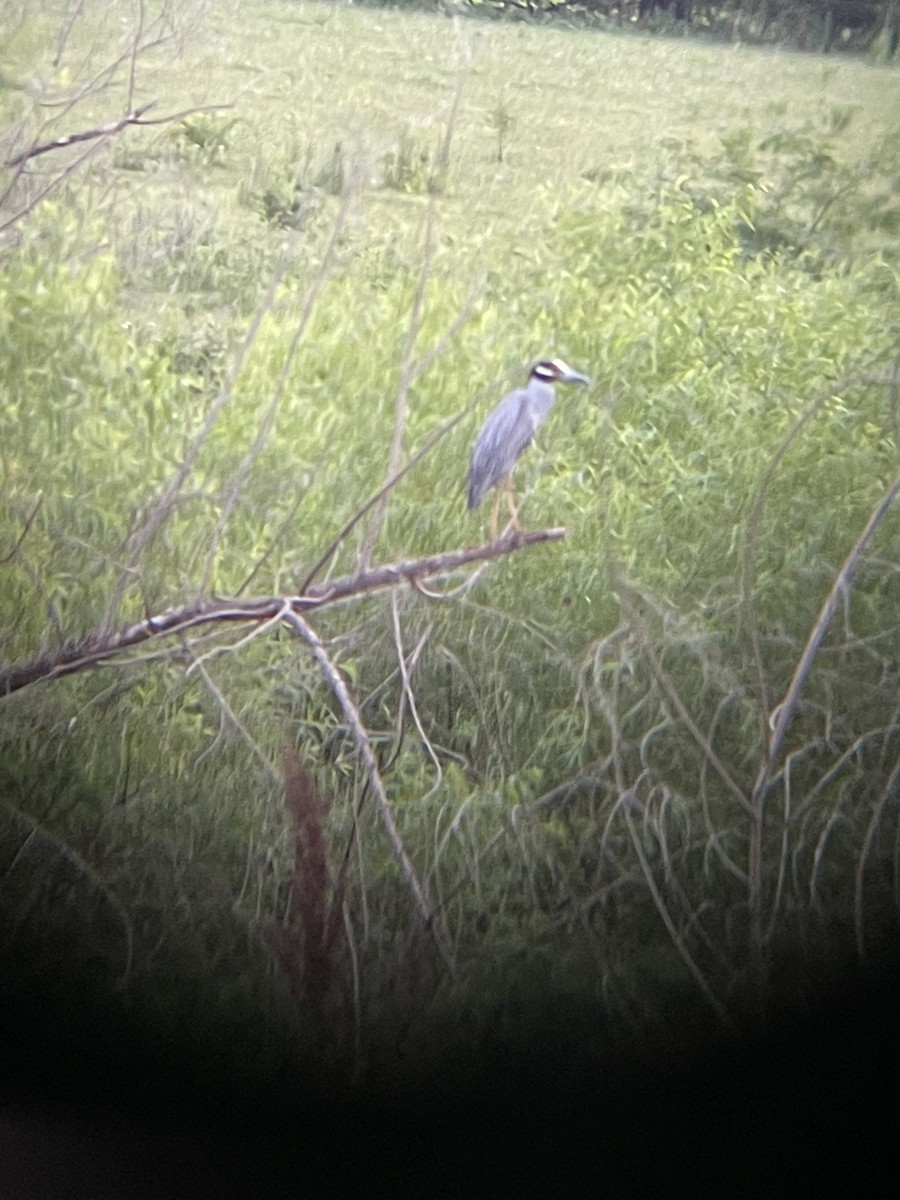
xmin=504 ymin=478 xmax=522 ymax=533
xmin=488 ymin=487 xmax=501 ymax=543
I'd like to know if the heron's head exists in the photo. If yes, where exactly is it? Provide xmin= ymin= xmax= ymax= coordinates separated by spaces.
xmin=530 ymin=358 xmax=590 ymax=386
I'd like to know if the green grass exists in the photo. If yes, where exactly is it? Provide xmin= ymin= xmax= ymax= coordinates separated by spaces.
xmin=3 ymin=2 xmax=898 ymax=275
xmin=1 ymin=0 xmax=899 ymax=1078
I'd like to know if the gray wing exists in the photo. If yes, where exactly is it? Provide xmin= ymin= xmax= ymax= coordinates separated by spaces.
xmin=468 ymin=388 xmax=543 ymax=509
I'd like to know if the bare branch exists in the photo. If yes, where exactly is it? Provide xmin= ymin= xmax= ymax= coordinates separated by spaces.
xmin=5 ymin=101 xmax=234 ymax=168
xmin=389 ymin=593 xmax=442 ymax=802
xmin=2 ymin=135 xmax=112 ymax=236
xmin=187 ymin=651 xmax=282 ymax=789
xmin=0 ymin=529 xmax=567 ymax=696
xmin=283 ymin=608 xmax=456 ymax=974
xmin=756 ymin=466 xmax=900 ymax=794
xmin=53 ymin=0 xmax=86 ymax=69
xmin=126 ymin=0 xmax=145 ymax=114
xmin=0 ymin=492 xmax=44 ymax=565
xmin=747 ymin=465 xmax=900 ymax=964
xmin=0 ymin=0 xmax=198 ymax=237
xmin=298 ymin=400 xmax=481 ymax=594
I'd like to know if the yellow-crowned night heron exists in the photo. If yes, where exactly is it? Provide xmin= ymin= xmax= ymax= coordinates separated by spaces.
xmin=468 ymin=358 xmax=590 ymax=540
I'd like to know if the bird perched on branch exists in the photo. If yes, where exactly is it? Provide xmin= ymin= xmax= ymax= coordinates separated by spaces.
xmin=468 ymin=358 xmax=590 ymax=541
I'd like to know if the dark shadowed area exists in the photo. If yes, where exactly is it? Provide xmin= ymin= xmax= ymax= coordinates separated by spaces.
xmin=2 ymin=943 xmax=899 ymax=1195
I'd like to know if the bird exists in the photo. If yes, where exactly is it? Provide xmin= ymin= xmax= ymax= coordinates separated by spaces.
xmin=467 ymin=358 xmax=590 ymax=541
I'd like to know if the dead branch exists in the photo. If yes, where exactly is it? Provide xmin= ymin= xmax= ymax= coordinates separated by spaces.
xmin=0 ymin=493 xmax=44 ymax=566
xmin=53 ymin=0 xmax=86 ymax=69
xmin=0 ymin=529 xmax=566 ymax=697
xmin=5 ymin=101 xmax=234 ymax=168
xmin=746 ymin=465 xmax=900 ymax=967
xmin=298 ymin=400 xmax=490 ymax=594
xmin=283 ymin=609 xmax=456 ymax=973
xmin=756 ymin=466 xmax=900 ymax=793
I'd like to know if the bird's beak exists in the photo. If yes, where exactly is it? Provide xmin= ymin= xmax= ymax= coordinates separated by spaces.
xmin=566 ymin=370 xmax=591 ymax=386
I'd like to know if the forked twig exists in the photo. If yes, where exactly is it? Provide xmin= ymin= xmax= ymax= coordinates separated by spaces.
xmin=5 ymin=101 xmax=235 ymax=168
xmin=283 ymin=609 xmax=456 ymax=975
xmin=0 ymin=530 xmax=566 ymax=696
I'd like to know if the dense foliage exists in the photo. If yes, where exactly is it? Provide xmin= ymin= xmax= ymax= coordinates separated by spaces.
xmin=1 ymin=0 xmax=899 ymax=1082
xmin=433 ymin=0 xmax=899 ymax=57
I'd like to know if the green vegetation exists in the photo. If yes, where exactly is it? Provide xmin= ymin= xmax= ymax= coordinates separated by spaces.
xmin=1 ymin=0 xmax=899 ymax=1081
xmin=414 ymin=0 xmax=900 ymax=59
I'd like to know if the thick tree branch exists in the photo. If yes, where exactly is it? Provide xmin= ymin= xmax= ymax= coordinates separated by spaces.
xmin=0 ymin=529 xmax=566 ymax=696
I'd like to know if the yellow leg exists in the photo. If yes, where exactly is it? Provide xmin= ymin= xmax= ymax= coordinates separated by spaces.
xmin=487 ymin=478 xmax=521 ymax=541
xmin=504 ymin=478 xmax=521 ymax=532
xmin=488 ymin=487 xmax=500 ymax=542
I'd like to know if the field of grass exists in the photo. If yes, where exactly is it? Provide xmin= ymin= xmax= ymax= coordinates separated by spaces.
xmin=1 ymin=0 xmax=900 ymax=1094
xmin=3 ymin=2 xmax=898 ymax=283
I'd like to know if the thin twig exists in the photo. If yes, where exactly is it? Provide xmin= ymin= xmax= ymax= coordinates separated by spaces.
xmin=748 ymin=465 xmax=900 ymax=963
xmin=2 ymin=800 xmax=134 ymax=989
xmin=740 ymin=371 xmax=865 ymax=719
xmin=0 ymin=492 xmax=44 ymax=565
xmin=184 ymin=605 xmax=289 ymax=677
xmin=358 ymin=202 xmax=437 ymax=571
xmin=202 ymin=182 xmax=357 ymax=592
xmin=297 ymin=399 xmax=485 ymax=594
xmin=757 ymin=467 xmax=900 ymax=792
xmin=283 ymin=609 xmax=456 ymax=975
xmin=622 ymin=798 xmax=735 ymax=1029
xmin=187 ymin=653 xmax=282 ymax=788
xmin=99 ymin=249 xmax=289 ymax=635
xmin=354 ymin=71 xmax=475 ymax=572
xmin=2 ymin=136 xmax=113 ymax=235
xmin=390 ymin=594 xmax=442 ymax=802
xmin=5 ymin=101 xmax=234 ymax=168
xmin=126 ymin=0 xmax=145 ymax=114
xmin=53 ymin=0 xmax=85 ymax=68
